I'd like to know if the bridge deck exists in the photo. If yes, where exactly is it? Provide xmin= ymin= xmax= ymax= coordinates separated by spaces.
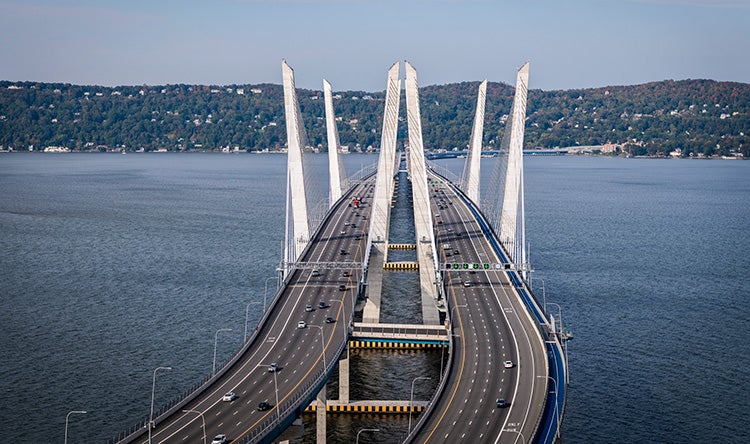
xmin=406 ymin=174 xmax=549 ymax=444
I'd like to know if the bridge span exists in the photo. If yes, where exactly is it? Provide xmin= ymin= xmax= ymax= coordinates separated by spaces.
xmin=112 ymin=60 xmax=567 ymax=444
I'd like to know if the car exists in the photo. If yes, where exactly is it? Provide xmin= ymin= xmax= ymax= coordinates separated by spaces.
xmin=305 ymin=304 xmax=314 ymax=312
xmin=338 ymin=284 xmax=347 ymax=291
xmin=342 ymin=271 xmax=351 ymax=277
xmin=453 ymin=249 xmax=460 ymax=255
xmin=318 ymin=301 xmax=328 ymax=309
xmin=361 ymin=215 xmax=366 ymax=220
xmin=351 ymin=223 xmax=356 ymax=228
xmin=340 ymin=249 xmax=347 ymax=255
xmin=312 ymin=269 xmax=321 ymax=277
xmin=340 ymin=230 xmax=346 ymax=235
xmin=504 ymin=360 xmax=514 ymax=369
xmin=325 ymin=316 xmax=335 ymax=324
xmin=297 ymin=320 xmax=306 ymax=329
xmin=463 ymin=281 xmax=471 ymax=287
xmin=221 ymin=391 xmax=237 ymax=402
xmin=212 ymin=435 xmax=228 ymax=444
xmin=344 ymin=221 xmax=350 ymax=226
xmin=267 ymin=363 xmax=279 ymax=372
xmin=354 ymin=235 xmax=361 ymax=241
xmin=496 ymin=398 xmax=508 ymax=408
xmin=257 ymin=401 xmax=271 ymax=411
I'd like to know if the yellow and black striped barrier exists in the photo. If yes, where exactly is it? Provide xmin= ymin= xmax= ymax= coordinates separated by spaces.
xmin=389 ymin=243 xmax=416 ymax=250
xmin=383 ymin=261 xmax=419 ymax=271
xmin=349 ymin=340 xmax=447 ymax=349
xmin=305 ymin=404 xmax=425 ymax=413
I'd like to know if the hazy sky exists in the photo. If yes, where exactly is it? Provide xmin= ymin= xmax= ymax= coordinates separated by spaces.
xmin=1 ymin=0 xmax=748 ymax=91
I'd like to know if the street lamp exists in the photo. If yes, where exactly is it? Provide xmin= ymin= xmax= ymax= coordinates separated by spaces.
xmin=355 ymin=428 xmax=380 ymax=444
xmin=149 ymin=366 xmax=172 ymax=444
xmin=257 ymin=364 xmax=280 ymax=419
xmin=64 ymin=410 xmax=86 ymax=444
xmin=449 ymin=304 xmax=467 ymax=324
xmin=213 ymin=328 xmax=232 ymax=374
xmin=181 ymin=409 xmax=207 ymax=444
xmin=308 ymin=324 xmax=327 ymax=371
xmin=245 ymin=301 xmax=262 ymax=342
xmin=409 ymin=376 xmax=431 ymax=434
xmin=545 ymin=302 xmax=562 ymax=336
xmin=328 ymin=299 xmax=350 ymax=359
xmin=263 ymin=276 xmax=277 ymax=312
xmin=532 ymin=277 xmax=546 ymax=313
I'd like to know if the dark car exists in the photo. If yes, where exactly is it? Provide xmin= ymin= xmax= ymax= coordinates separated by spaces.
xmin=258 ymin=401 xmax=272 ymax=411
xmin=338 ymin=284 xmax=347 ymax=291
xmin=325 ymin=316 xmax=335 ymax=324
xmin=496 ymin=398 xmax=508 ymax=408
xmin=318 ymin=301 xmax=328 ymax=309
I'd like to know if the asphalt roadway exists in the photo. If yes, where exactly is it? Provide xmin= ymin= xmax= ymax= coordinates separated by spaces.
xmin=408 ymin=176 xmax=549 ymax=444
xmin=127 ymin=179 xmax=375 ymax=444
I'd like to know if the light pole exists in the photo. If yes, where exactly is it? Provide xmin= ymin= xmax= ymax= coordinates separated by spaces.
xmin=532 ymin=277 xmax=546 ymax=313
xmin=244 ymin=301 xmax=262 ymax=342
xmin=443 ymin=304 xmax=467 ymax=380
xmin=545 ymin=302 xmax=562 ymax=336
xmin=309 ymin=324 xmax=327 ymax=371
xmin=263 ymin=276 xmax=277 ymax=312
xmin=355 ymin=428 xmax=380 ymax=444
xmin=64 ymin=410 xmax=86 ymax=444
xmin=409 ymin=376 xmax=431 ymax=434
xmin=213 ymin=328 xmax=232 ymax=374
xmin=328 ymin=299 xmax=349 ymax=359
xmin=257 ymin=364 xmax=280 ymax=419
xmin=149 ymin=366 xmax=172 ymax=444
xmin=181 ymin=409 xmax=207 ymax=444
xmin=449 ymin=304 xmax=467 ymax=324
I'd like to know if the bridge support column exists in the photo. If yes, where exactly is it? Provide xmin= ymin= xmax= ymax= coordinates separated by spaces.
xmin=316 ymin=385 xmax=326 ymax=443
xmin=338 ymin=354 xmax=350 ymax=403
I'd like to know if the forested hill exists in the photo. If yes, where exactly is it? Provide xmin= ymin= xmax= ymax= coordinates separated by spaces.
xmin=1 ymin=78 xmax=747 ymax=157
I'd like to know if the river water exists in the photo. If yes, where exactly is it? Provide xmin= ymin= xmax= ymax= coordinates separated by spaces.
xmin=1 ymin=153 xmax=748 ymax=443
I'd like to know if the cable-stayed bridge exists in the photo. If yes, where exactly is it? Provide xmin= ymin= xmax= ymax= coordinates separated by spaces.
xmin=112 ymin=60 xmax=568 ymax=444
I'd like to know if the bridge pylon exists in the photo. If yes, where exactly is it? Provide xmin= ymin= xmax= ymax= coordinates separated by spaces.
xmin=404 ymin=61 xmax=441 ymax=324
xmin=323 ymin=79 xmax=346 ymax=207
xmin=362 ymin=62 xmax=401 ymax=323
xmin=281 ymin=60 xmax=311 ymax=275
xmin=460 ymin=80 xmax=487 ymax=205
xmin=499 ymin=62 xmax=530 ymax=277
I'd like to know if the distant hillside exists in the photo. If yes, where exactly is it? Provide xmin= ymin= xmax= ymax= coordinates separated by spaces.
xmin=0 ymin=78 xmax=747 ymax=157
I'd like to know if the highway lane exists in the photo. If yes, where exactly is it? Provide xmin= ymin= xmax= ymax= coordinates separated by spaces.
xmin=409 ymin=177 xmax=548 ymax=444
xmin=123 ymin=179 xmax=376 ymax=444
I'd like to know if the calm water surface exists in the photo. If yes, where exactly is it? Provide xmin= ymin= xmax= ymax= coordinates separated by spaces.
xmin=1 ymin=154 xmax=748 ymax=443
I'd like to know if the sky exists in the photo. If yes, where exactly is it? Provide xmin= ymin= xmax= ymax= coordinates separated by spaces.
xmin=1 ymin=0 xmax=748 ymax=92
